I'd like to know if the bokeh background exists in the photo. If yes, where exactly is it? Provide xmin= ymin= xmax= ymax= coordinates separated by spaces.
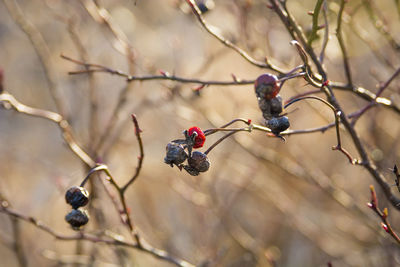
xmin=1 ymin=0 xmax=400 ymax=266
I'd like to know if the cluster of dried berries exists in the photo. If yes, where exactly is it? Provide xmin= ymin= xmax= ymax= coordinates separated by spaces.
xmin=164 ymin=126 xmax=210 ymax=176
xmin=254 ymin=73 xmax=290 ymax=136
xmin=64 ymin=186 xmax=89 ymax=229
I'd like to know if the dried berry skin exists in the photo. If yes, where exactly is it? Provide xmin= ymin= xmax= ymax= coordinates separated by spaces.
xmin=254 ymin=74 xmax=280 ymax=100
xmin=65 ymin=186 xmax=89 ymax=209
xmin=183 ymin=165 xmax=200 ymax=176
xmin=266 ymin=116 xmax=290 ymax=135
xmin=258 ymin=95 xmax=283 ymax=120
xmin=188 ymin=127 xmax=206 ymax=148
xmin=188 ymin=151 xmax=210 ymax=173
xmin=65 ymin=209 xmax=89 ymax=229
xmin=164 ymin=142 xmax=188 ymax=166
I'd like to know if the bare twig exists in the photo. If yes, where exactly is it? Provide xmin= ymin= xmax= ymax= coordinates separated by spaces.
xmin=367 ymin=185 xmax=400 ymax=244
xmin=3 ymin=0 xmax=66 ymax=116
xmin=62 ymin=54 xmax=255 ymax=86
xmin=185 ymin=0 xmax=285 ymax=73
xmin=336 ymin=0 xmax=353 ymax=86
xmin=307 ymin=0 xmax=324 ymax=46
xmin=0 ymin=202 xmax=195 ymax=267
xmin=0 ymin=92 xmax=95 ymax=167
xmin=121 ymin=115 xmax=144 ymax=191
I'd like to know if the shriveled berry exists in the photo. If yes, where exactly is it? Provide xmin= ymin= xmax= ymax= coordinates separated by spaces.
xmin=269 ymin=95 xmax=283 ymax=115
xmin=65 ymin=209 xmax=89 ymax=229
xmin=188 ymin=151 xmax=210 ymax=173
xmin=258 ymin=95 xmax=283 ymax=119
xmin=183 ymin=165 xmax=200 ymax=176
xmin=164 ymin=142 xmax=188 ymax=166
xmin=266 ymin=116 xmax=290 ymax=135
xmin=254 ymin=73 xmax=280 ymax=100
xmin=188 ymin=127 xmax=206 ymax=148
xmin=65 ymin=186 xmax=89 ymax=209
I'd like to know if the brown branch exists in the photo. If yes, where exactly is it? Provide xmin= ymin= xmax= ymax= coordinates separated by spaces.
xmin=3 ymin=0 xmax=66 ymax=116
xmin=367 ymin=185 xmax=400 ymax=244
xmin=0 ymin=92 xmax=95 ymax=167
xmin=351 ymin=65 xmax=400 ymax=124
xmin=270 ymin=0 xmax=400 ymax=209
xmin=336 ymin=0 xmax=353 ymax=86
xmin=121 ymin=114 xmax=144 ymax=191
xmin=62 ymin=54 xmax=255 ymax=86
xmin=185 ymin=0 xmax=285 ymax=73
xmin=0 ymin=202 xmax=195 ymax=267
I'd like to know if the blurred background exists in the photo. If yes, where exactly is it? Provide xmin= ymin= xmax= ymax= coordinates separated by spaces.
xmin=0 ymin=0 xmax=400 ymax=266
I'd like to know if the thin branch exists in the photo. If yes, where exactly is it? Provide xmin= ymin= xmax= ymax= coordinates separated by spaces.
xmin=0 ymin=92 xmax=95 ymax=167
xmin=3 ymin=0 xmax=66 ymax=116
xmin=367 ymin=185 xmax=400 ymax=245
xmin=285 ymin=96 xmax=359 ymax=164
xmin=0 ymin=202 xmax=195 ymax=267
xmin=184 ymin=0 xmax=285 ymax=73
xmin=319 ymin=0 xmax=329 ymax=63
xmin=336 ymin=0 xmax=353 ymax=86
xmin=121 ymin=114 xmax=144 ymax=191
xmin=307 ymin=0 xmax=324 ymax=46
xmin=62 ymin=54 xmax=255 ymax=86
xmin=351 ymin=65 xmax=400 ymax=124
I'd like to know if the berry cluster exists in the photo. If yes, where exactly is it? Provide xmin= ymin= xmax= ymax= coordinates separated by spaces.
xmin=164 ymin=126 xmax=210 ymax=176
xmin=254 ymin=73 xmax=290 ymax=136
xmin=64 ymin=186 xmax=90 ymax=229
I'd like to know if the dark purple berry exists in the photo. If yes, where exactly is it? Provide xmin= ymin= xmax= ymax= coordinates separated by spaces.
xmin=254 ymin=73 xmax=280 ymax=100
xmin=164 ymin=142 xmax=188 ymax=166
xmin=266 ymin=116 xmax=290 ymax=135
xmin=65 ymin=209 xmax=89 ymax=229
xmin=188 ymin=151 xmax=210 ymax=173
xmin=65 ymin=186 xmax=89 ymax=209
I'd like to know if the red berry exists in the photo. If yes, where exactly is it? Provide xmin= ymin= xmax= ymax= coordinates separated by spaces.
xmin=254 ymin=73 xmax=280 ymax=100
xmin=188 ymin=126 xmax=206 ymax=148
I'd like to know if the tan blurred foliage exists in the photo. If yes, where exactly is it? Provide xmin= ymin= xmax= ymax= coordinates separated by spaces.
xmin=0 ymin=0 xmax=400 ymax=266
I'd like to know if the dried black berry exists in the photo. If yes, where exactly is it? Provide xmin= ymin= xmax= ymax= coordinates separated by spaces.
xmin=258 ymin=95 xmax=283 ymax=120
xmin=188 ymin=151 xmax=210 ymax=173
xmin=164 ymin=142 xmax=188 ymax=166
xmin=266 ymin=116 xmax=290 ymax=135
xmin=183 ymin=165 xmax=200 ymax=176
xmin=65 ymin=209 xmax=89 ymax=229
xmin=65 ymin=186 xmax=89 ymax=209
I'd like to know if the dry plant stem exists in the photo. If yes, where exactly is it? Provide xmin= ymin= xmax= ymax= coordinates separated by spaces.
xmin=121 ymin=114 xmax=144 ymax=191
xmin=62 ymin=54 xmax=255 ymax=86
xmin=204 ymin=118 xmax=250 ymax=136
xmin=351 ymin=66 xmax=400 ymax=124
xmin=319 ymin=0 xmax=329 ymax=63
xmin=362 ymin=0 xmax=400 ymax=50
xmin=204 ymin=131 xmax=240 ymax=155
xmin=336 ymin=0 xmax=353 ymax=86
xmin=184 ymin=0 xmax=285 ymax=73
xmin=81 ymin=0 xmax=136 ymax=60
xmin=67 ymin=19 xmax=99 ymax=152
xmin=0 ymin=203 xmax=195 ymax=267
xmin=270 ymin=0 xmax=400 ymax=209
xmin=330 ymin=82 xmax=400 ymax=114
xmin=285 ymin=96 xmax=357 ymax=164
xmin=307 ymin=0 xmax=324 ymax=46
xmin=368 ymin=186 xmax=400 ymax=244
xmin=3 ymin=0 xmax=66 ymax=116
xmin=0 ymin=92 xmax=95 ymax=167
